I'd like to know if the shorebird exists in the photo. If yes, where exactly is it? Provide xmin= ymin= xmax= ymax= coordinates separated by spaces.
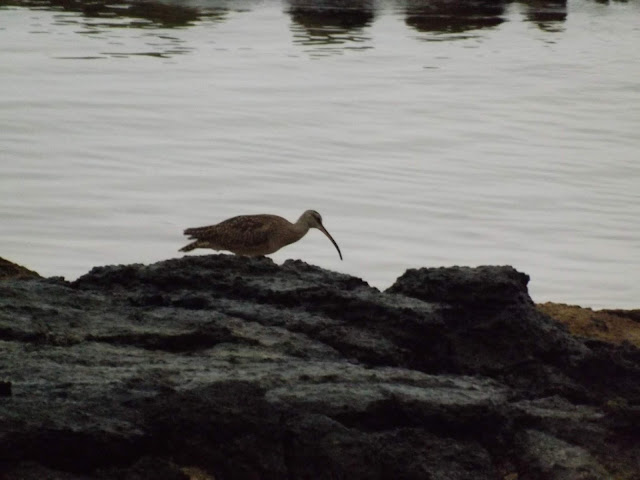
xmin=179 ymin=210 xmax=343 ymax=260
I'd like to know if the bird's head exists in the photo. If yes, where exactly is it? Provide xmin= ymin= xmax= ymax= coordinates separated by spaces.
xmin=302 ymin=210 xmax=324 ymax=228
xmin=300 ymin=210 xmax=343 ymax=260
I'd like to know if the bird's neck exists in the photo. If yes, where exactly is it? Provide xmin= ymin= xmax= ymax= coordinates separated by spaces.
xmin=292 ymin=217 xmax=311 ymax=239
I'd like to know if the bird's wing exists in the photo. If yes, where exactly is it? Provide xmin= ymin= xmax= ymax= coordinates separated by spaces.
xmin=184 ymin=215 xmax=281 ymax=248
xmin=217 ymin=215 xmax=275 ymax=248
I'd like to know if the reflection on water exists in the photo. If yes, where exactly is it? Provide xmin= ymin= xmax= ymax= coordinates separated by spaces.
xmin=402 ymin=0 xmax=507 ymax=37
xmin=524 ymin=0 xmax=567 ymax=32
xmin=287 ymin=0 xmax=375 ymax=54
xmin=0 ymin=0 xmax=230 ymax=57
xmin=0 ymin=0 xmax=587 ymax=57
xmin=67 ymin=0 xmax=202 ymax=27
xmin=48 ymin=2 xmax=204 ymax=58
xmin=0 ymin=0 xmax=585 ymax=54
xmin=0 ymin=0 xmax=581 ymax=43
xmin=0 ymin=0 xmax=207 ymax=26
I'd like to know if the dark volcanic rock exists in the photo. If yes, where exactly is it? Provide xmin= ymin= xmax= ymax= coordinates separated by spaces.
xmin=388 ymin=265 xmax=532 ymax=308
xmin=1 ymin=255 xmax=639 ymax=479
xmin=389 ymin=266 xmax=640 ymax=403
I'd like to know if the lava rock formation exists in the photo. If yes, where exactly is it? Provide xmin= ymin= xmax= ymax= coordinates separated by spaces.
xmin=1 ymin=255 xmax=638 ymax=479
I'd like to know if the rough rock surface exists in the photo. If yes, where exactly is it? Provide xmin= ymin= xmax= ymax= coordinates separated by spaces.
xmin=1 ymin=256 xmax=639 ymax=479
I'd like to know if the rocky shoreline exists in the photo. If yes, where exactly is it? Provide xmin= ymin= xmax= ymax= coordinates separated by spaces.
xmin=1 ymin=255 xmax=639 ymax=479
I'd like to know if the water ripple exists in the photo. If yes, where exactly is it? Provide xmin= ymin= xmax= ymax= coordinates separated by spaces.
xmin=1 ymin=0 xmax=639 ymax=308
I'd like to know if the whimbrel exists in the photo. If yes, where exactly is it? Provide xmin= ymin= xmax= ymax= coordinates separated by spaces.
xmin=179 ymin=210 xmax=343 ymax=260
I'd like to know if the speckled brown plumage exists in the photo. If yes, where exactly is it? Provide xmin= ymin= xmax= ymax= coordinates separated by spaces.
xmin=180 ymin=210 xmax=342 ymax=260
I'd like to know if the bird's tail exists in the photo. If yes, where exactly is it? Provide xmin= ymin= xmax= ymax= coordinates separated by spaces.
xmin=184 ymin=226 xmax=211 ymax=238
xmin=179 ymin=241 xmax=200 ymax=252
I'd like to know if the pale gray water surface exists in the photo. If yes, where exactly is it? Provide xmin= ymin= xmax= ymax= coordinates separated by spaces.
xmin=1 ymin=0 xmax=639 ymax=308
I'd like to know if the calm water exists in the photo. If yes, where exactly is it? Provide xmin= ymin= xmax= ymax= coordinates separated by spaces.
xmin=1 ymin=0 xmax=639 ymax=308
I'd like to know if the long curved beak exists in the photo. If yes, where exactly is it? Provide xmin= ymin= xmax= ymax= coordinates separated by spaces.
xmin=317 ymin=224 xmax=343 ymax=260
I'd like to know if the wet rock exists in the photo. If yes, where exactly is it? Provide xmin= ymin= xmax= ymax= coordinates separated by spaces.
xmin=388 ymin=265 xmax=532 ymax=308
xmin=388 ymin=266 xmax=640 ymax=404
xmin=145 ymin=379 xmax=501 ymax=480
xmin=0 ymin=380 xmax=11 ymax=396
xmin=1 ymin=255 xmax=639 ymax=479
xmin=515 ymin=430 xmax=610 ymax=480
